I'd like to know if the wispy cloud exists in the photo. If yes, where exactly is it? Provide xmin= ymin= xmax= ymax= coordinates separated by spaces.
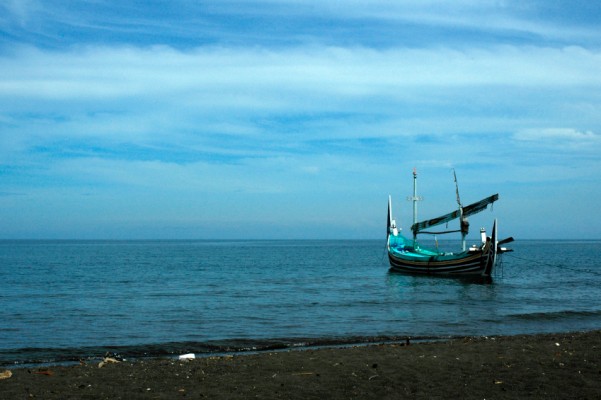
xmin=1 ymin=1 xmax=601 ymax=238
xmin=3 ymin=1 xmax=600 ymax=50
xmin=515 ymin=128 xmax=599 ymax=143
xmin=2 ymin=0 xmax=40 ymax=26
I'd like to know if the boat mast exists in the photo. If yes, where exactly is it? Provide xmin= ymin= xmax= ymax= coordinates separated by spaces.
xmin=413 ymin=169 xmax=418 ymax=228
xmin=409 ymin=168 xmax=422 ymax=242
xmin=453 ymin=168 xmax=469 ymax=251
xmin=453 ymin=169 xmax=468 ymax=251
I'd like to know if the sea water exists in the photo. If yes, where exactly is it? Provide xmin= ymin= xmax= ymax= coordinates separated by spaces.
xmin=1 ymin=239 xmax=600 ymax=366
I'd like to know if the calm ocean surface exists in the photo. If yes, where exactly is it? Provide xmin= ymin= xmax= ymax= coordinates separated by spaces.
xmin=1 ymin=239 xmax=601 ymax=366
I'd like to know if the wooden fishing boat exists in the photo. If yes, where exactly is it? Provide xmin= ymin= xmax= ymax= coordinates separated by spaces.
xmin=387 ymin=169 xmax=512 ymax=279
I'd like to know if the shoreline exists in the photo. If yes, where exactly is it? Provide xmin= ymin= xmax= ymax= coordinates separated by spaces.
xmin=0 ymin=335 xmax=428 ymax=369
xmin=2 ymin=330 xmax=600 ymax=399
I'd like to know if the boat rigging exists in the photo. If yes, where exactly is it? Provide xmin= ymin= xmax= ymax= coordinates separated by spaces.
xmin=387 ymin=169 xmax=513 ymax=279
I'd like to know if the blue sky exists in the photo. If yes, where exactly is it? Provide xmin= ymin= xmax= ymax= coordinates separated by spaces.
xmin=1 ymin=0 xmax=600 ymax=239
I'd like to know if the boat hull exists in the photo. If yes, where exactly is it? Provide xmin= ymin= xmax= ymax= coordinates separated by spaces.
xmin=387 ymin=220 xmax=498 ymax=278
xmin=388 ymin=246 xmax=494 ymax=277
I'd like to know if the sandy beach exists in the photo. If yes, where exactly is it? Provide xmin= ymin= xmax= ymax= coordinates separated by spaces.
xmin=2 ymin=330 xmax=600 ymax=399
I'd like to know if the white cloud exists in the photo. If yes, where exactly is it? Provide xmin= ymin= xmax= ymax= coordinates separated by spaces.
xmin=0 ymin=46 xmax=601 ymax=96
xmin=2 ymin=43 xmax=601 ymax=175
xmin=2 ymin=44 xmax=601 ymax=103
xmin=514 ymin=128 xmax=600 ymax=143
xmin=513 ymin=128 xmax=601 ymax=150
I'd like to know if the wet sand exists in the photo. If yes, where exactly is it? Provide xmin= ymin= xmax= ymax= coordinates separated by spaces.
xmin=2 ymin=330 xmax=600 ymax=399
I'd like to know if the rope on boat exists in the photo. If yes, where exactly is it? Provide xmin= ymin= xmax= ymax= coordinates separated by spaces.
xmin=380 ymin=241 xmax=390 ymax=264
xmin=504 ymin=253 xmax=601 ymax=277
xmin=494 ymin=252 xmax=505 ymax=278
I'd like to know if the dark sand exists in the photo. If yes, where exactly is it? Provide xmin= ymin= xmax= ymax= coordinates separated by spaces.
xmin=2 ymin=330 xmax=600 ymax=399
